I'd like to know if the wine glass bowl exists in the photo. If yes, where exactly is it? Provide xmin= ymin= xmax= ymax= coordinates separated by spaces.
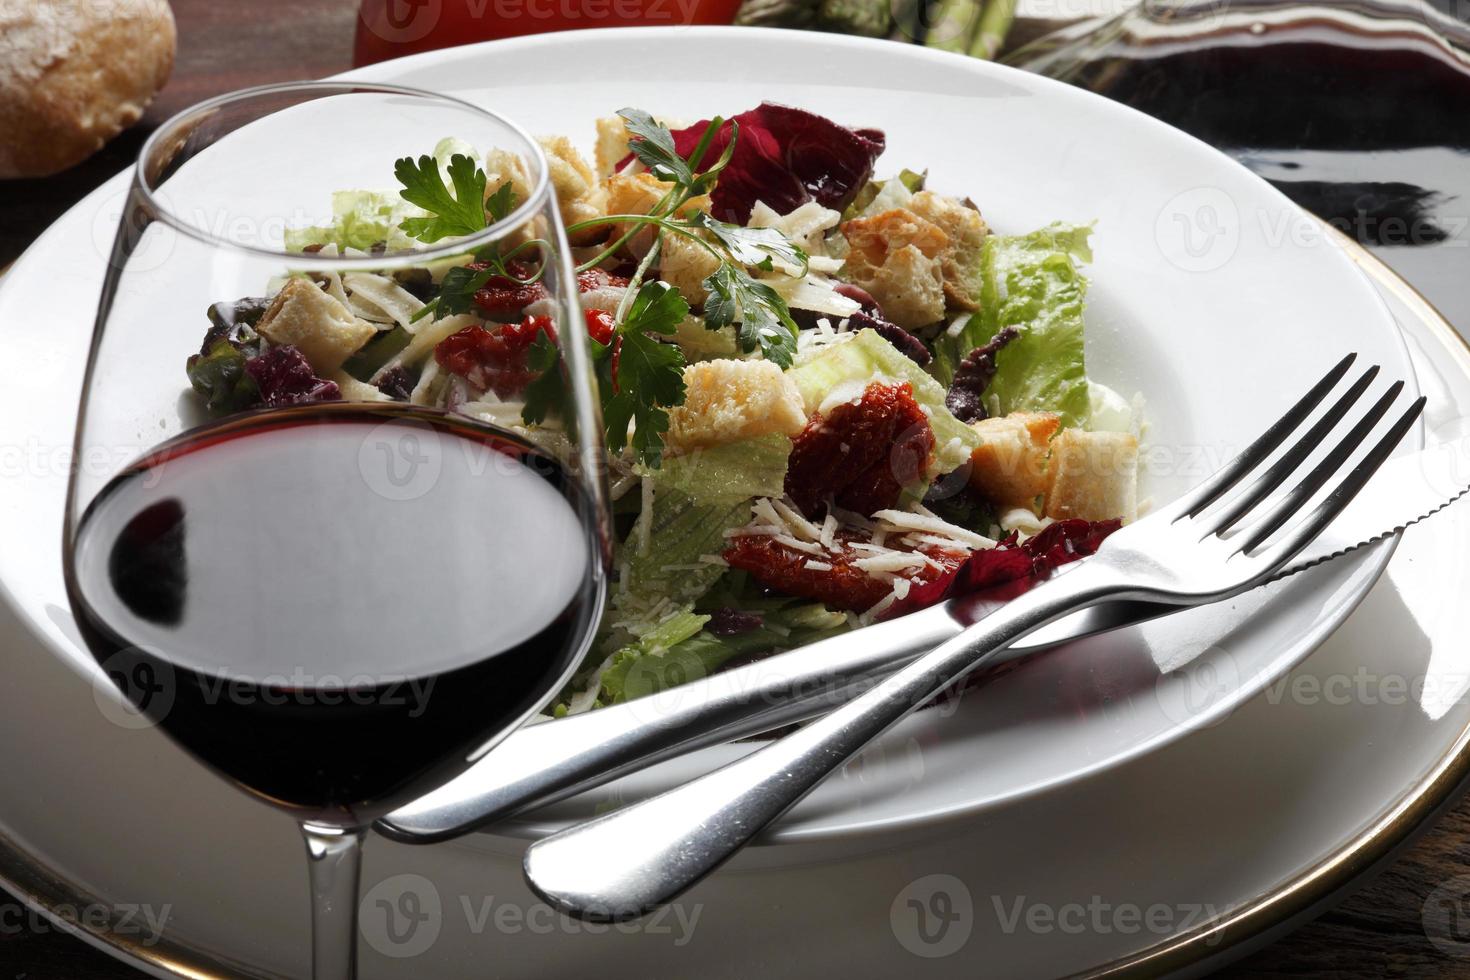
xmin=63 ymin=82 xmax=609 ymax=978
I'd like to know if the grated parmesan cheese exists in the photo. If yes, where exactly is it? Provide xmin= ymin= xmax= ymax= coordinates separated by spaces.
xmin=873 ymin=509 xmax=997 ymax=551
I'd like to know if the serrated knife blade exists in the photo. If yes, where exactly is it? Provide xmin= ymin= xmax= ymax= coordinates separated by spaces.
xmin=377 ymin=439 xmax=1470 ymax=842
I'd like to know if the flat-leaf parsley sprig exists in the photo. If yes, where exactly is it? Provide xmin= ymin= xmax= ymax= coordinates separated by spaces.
xmin=393 ymin=155 xmax=544 ymax=323
xmin=564 ymin=109 xmax=810 ymax=368
xmin=522 ymin=280 xmax=691 ymax=467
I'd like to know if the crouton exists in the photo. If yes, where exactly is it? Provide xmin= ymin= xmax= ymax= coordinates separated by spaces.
xmin=967 ymin=412 xmax=1061 ymax=511
xmin=840 ymin=208 xmax=949 ymax=329
xmin=255 ymin=278 xmax=377 ymax=375
xmin=658 ymin=231 xmax=721 ymax=305
xmin=483 ymin=147 xmax=534 ymax=212
xmin=1044 ymin=429 xmax=1139 ymax=523
xmin=605 ymin=172 xmax=710 ymax=218
xmin=594 ymin=113 xmax=689 ymax=178
xmin=908 ymin=190 xmax=989 ymax=311
xmin=604 ymin=173 xmax=710 ymax=257
xmin=664 ymin=359 xmax=808 ymax=454
xmin=595 ymin=116 xmax=632 ymax=179
xmin=538 ymin=135 xmax=606 ymax=245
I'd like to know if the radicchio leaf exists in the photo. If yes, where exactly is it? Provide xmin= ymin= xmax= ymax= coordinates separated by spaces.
xmin=881 ymin=518 xmax=1122 ymax=621
xmin=244 ymin=346 xmax=342 ymax=407
xmin=658 ymin=103 xmax=886 ymax=224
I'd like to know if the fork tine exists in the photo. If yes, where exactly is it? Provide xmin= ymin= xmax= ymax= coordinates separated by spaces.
xmin=1181 ymin=353 xmax=1357 ymax=519
xmin=1245 ymin=395 xmax=1426 ymax=563
xmin=1232 ymin=380 xmax=1404 ymax=552
xmin=1200 ymin=365 xmax=1380 ymax=536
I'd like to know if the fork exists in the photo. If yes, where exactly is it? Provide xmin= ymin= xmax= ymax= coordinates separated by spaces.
xmin=522 ymin=354 xmax=1424 ymax=921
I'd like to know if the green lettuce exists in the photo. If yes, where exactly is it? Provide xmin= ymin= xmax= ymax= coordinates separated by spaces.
xmin=933 ymin=223 xmax=1094 ymax=429
xmin=616 ymin=432 xmax=792 ymax=612
xmin=597 ymin=609 xmax=712 ymax=704
xmin=571 ymin=433 xmax=793 ymax=708
xmin=283 ymin=190 xmax=418 ymax=253
xmin=617 ymin=596 xmax=848 ymax=703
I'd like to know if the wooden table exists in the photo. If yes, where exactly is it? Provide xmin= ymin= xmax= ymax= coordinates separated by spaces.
xmin=2 ymin=1 xmax=1468 ymax=976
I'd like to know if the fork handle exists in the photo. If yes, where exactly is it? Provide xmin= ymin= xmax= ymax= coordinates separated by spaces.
xmin=522 ymin=560 xmax=1123 ymax=921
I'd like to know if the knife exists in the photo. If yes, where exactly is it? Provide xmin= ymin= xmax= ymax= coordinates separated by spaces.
xmin=377 ymin=438 xmax=1470 ymax=843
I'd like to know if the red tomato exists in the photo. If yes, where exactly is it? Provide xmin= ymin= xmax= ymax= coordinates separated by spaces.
xmin=354 ymin=0 xmax=745 ymax=66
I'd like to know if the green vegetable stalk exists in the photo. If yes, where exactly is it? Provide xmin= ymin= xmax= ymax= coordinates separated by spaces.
xmin=923 ymin=0 xmax=983 ymax=53
xmin=969 ymin=0 xmax=1018 ymax=59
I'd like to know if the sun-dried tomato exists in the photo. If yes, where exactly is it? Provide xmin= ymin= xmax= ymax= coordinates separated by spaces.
xmin=435 ymin=311 xmax=617 ymax=399
xmin=471 ymin=263 xmax=630 ymax=321
xmin=578 ymin=268 xmax=630 ymax=293
xmin=470 ymin=261 xmax=547 ymax=320
xmin=784 ymin=382 xmax=935 ymax=517
xmin=724 ymin=535 xmax=888 ymax=611
xmin=723 ymin=533 xmax=966 ymax=613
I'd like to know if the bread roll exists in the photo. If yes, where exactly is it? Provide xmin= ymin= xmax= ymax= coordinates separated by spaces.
xmin=0 ymin=0 xmax=176 ymax=178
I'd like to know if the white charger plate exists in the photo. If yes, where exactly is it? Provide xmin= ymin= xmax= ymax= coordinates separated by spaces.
xmin=0 ymin=27 xmax=1452 ymax=978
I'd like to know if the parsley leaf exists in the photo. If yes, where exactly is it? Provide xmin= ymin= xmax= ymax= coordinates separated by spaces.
xmin=520 ymin=281 xmax=690 ymax=467
xmin=618 ymin=109 xmax=694 ymax=187
xmin=701 ymin=265 xmax=800 ymax=369
xmin=604 ymin=281 xmax=690 ymax=465
xmin=690 ymin=212 xmax=809 ymax=274
xmin=395 ymin=153 xmax=489 ymax=242
xmin=521 ymin=332 xmax=567 ymax=427
xmin=604 ymin=331 xmax=686 ymax=465
xmin=486 ymin=181 xmax=517 ymax=223
xmin=621 ymin=277 xmax=688 ymax=339
xmin=427 ymin=265 xmax=495 ymax=321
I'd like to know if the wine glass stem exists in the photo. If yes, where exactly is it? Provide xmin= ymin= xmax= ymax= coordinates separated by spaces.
xmin=300 ymin=822 xmax=366 ymax=980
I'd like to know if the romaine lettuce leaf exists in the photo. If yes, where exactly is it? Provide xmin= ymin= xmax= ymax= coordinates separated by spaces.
xmin=933 ymin=223 xmax=1093 ymax=429
xmin=583 ymin=433 xmax=793 ymax=705
xmin=283 ymin=190 xmax=418 ymax=253
xmin=597 ymin=609 xmax=712 ymax=704
xmin=618 ymin=602 xmax=848 ymax=702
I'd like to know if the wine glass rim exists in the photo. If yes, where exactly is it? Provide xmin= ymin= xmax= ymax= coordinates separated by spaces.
xmin=132 ymin=80 xmax=555 ymax=266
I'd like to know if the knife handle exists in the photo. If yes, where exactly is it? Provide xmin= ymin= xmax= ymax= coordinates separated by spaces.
xmin=375 ymin=593 xmax=1183 ymax=842
xmin=376 ymin=604 xmax=962 ymax=842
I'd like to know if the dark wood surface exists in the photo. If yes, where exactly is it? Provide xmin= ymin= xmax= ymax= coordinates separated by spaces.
xmin=3 ymin=2 xmax=1470 ymax=977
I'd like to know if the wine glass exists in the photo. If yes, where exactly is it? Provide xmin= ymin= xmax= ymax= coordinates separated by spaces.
xmin=62 ymin=82 xmax=610 ymax=978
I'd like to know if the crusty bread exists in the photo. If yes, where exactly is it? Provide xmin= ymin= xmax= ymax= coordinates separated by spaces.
xmin=1044 ymin=429 xmax=1139 ymax=524
xmin=967 ymin=412 xmax=1060 ymax=511
xmin=840 ymin=207 xmax=949 ymax=330
xmin=664 ymin=359 xmax=807 ymax=455
xmin=0 ymin=0 xmax=176 ymax=178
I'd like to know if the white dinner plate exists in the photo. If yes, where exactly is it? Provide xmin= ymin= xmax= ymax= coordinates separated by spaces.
xmin=0 ymin=27 xmax=1449 ymax=979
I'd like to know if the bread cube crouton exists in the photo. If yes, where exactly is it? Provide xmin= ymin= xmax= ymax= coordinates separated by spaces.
xmin=967 ymin=412 xmax=1061 ymax=511
xmin=658 ymin=231 xmax=721 ymax=305
xmin=605 ymin=172 xmax=710 ymax=218
xmin=595 ymin=116 xmax=632 ymax=179
xmin=594 ymin=114 xmax=690 ymax=178
xmin=604 ymin=173 xmax=711 ymax=258
xmin=483 ymin=147 xmax=534 ymax=212
xmin=1044 ymin=429 xmax=1139 ymax=524
xmin=908 ymin=190 xmax=989 ymax=311
xmin=255 ymin=278 xmax=377 ymax=375
xmin=538 ymin=135 xmax=606 ymax=245
xmin=664 ymin=359 xmax=808 ymax=454
xmin=840 ymin=208 xmax=949 ymax=330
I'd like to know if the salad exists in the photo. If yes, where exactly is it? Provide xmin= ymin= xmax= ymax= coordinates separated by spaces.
xmin=185 ymin=103 xmax=1144 ymax=715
